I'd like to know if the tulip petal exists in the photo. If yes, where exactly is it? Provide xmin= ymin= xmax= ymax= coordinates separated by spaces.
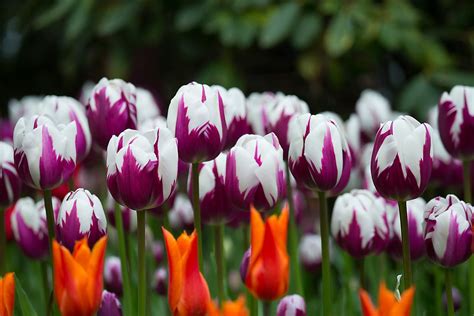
xmin=378 ymin=283 xmax=396 ymax=315
xmin=0 ymin=273 xmax=15 ymax=316
xmin=359 ymin=289 xmax=377 ymax=316
xmin=389 ymin=287 xmax=415 ymax=316
xmin=162 ymin=227 xmax=183 ymax=312
xmin=85 ymin=236 xmax=108 ymax=313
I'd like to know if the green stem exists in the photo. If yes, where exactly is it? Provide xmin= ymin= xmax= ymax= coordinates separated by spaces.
xmin=162 ymin=202 xmax=170 ymax=231
xmin=463 ymin=160 xmax=474 ymax=315
xmin=114 ymin=203 xmax=133 ymax=315
xmin=397 ymin=200 xmax=412 ymax=289
xmin=191 ymin=163 xmax=204 ymax=270
xmin=262 ymin=301 xmax=271 ymax=316
xmin=445 ymin=269 xmax=455 ymax=316
xmin=0 ymin=208 xmax=5 ymax=274
xmin=43 ymin=190 xmax=56 ymax=249
xmin=137 ymin=211 xmax=147 ymax=316
xmin=214 ymin=223 xmax=226 ymax=305
xmin=358 ymin=258 xmax=365 ymax=289
xmin=40 ymin=260 xmax=49 ymax=314
xmin=434 ymin=266 xmax=442 ymax=316
xmin=318 ymin=191 xmax=331 ymax=316
xmin=248 ymin=293 xmax=257 ymax=316
xmin=285 ymin=163 xmax=304 ymax=295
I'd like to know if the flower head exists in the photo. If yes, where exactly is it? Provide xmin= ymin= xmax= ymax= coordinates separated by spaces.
xmin=359 ymin=283 xmax=414 ymax=316
xmin=0 ymin=272 xmax=15 ymax=316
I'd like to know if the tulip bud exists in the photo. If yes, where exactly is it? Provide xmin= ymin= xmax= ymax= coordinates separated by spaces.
xmin=246 ymin=92 xmax=284 ymax=135
xmin=277 ymin=294 xmax=306 ymax=316
xmin=298 ymin=234 xmax=322 ymax=272
xmin=438 ymin=85 xmax=474 ymax=159
xmin=424 ymin=195 xmax=473 ymax=267
xmin=0 ymin=142 xmax=21 ymax=207
xmin=107 ymin=127 xmax=178 ymax=211
xmin=14 ymin=115 xmax=77 ymax=190
xmin=106 ymin=193 xmax=137 ymax=233
xmin=288 ymin=113 xmax=351 ymax=193
xmin=86 ymin=78 xmax=137 ymax=149
xmin=168 ymin=193 xmax=194 ymax=230
xmin=10 ymin=197 xmax=50 ymax=259
xmin=226 ymin=133 xmax=286 ymax=210
xmin=212 ymin=85 xmax=251 ymax=149
xmin=331 ymin=190 xmax=389 ymax=257
xmin=371 ymin=115 xmax=433 ymax=201
xmin=56 ymin=188 xmax=107 ymax=251
xmin=355 ymin=90 xmax=391 ymax=137
xmin=167 ymin=82 xmax=227 ymax=163
xmin=104 ymin=256 xmax=122 ymax=297
xmin=8 ymin=95 xmax=42 ymax=124
xmin=98 ymin=291 xmax=122 ymax=316
xmin=387 ymin=198 xmax=426 ymax=260
xmin=442 ymin=287 xmax=462 ymax=312
xmin=136 ymin=87 xmax=161 ymax=128
xmin=153 ymin=267 xmax=167 ymax=296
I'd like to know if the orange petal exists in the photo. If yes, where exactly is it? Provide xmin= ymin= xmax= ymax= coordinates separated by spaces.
xmin=390 ymin=287 xmax=415 ymax=316
xmin=177 ymin=230 xmax=193 ymax=256
xmin=269 ymin=205 xmax=289 ymax=253
xmin=359 ymin=289 xmax=378 ymax=316
xmin=0 ymin=273 xmax=15 ymax=316
xmin=85 ymin=236 xmax=107 ymax=313
xmin=248 ymin=206 xmax=264 ymax=279
xmin=207 ymin=300 xmax=220 ymax=316
xmin=162 ymin=227 xmax=184 ymax=312
xmin=222 ymin=296 xmax=249 ymax=316
xmin=73 ymin=237 xmax=91 ymax=270
xmin=378 ymin=282 xmax=396 ymax=315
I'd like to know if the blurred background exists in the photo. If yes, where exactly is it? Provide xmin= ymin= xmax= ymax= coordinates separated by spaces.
xmin=1 ymin=0 xmax=474 ymax=118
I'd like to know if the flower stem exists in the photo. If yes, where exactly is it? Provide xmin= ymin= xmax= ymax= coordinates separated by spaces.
xmin=114 ymin=203 xmax=133 ymax=315
xmin=463 ymin=160 xmax=474 ymax=315
xmin=357 ymin=258 xmax=365 ymax=289
xmin=434 ymin=266 xmax=442 ymax=316
xmin=397 ymin=200 xmax=412 ymax=289
xmin=318 ymin=190 xmax=331 ymax=316
xmin=162 ymin=201 xmax=170 ymax=231
xmin=248 ymin=293 xmax=257 ymax=316
xmin=0 ymin=207 xmax=5 ymax=274
xmin=262 ymin=301 xmax=271 ymax=316
xmin=191 ymin=162 xmax=204 ymax=270
xmin=43 ymin=190 xmax=56 ymax=249
xmin=445 ymin=269 xmax=455 ymax=316
xmin=40 ymin=260 xmax=49 ymax=314
xmin=285 ymin=163 xmax=304 ymax=295
xmin=214 ymin=223 xmax=226 ymax=305
xmin=137 ymin=211 xmax=147 ymax=316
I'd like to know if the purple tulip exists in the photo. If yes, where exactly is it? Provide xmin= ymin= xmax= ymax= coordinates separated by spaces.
xmin=288 ymin=113 xmax=351 ymax=193
xmin=298 ymin=234 xmax=322 ymax=272
xmin=8 ymin=96 xmax=42 ymax=124
xmin=13 ymin=115 xmax=77 ymax=190
xmin=106 ymin=193 xmax=137 ymax=233
xmin=442 ymin=287 xmax=462 ymax=312
xmin=240 ymin=248 xmax=251 ymax=282
xmin=331 ymin=190 xmax=389 ymax=257
xmin=136 ymin=87 xmax=161 ymax=128
xmin=153 ymin=267 xmax=167 ymax=296
xmin=0 ymin=142 xmax=21 ymax=207
xmin=104 ymin=256 xmax=123 ymax=297
xmin=86 ymin=78 xmax=137 ymax=150
xmin=152 ymin=241 xmax=164 ymax=265
xmin=277 ymin=294 xmax=306 ymax=316
xmin=345 ymin=114 xmax=362 ymax=166
xmin=246 ymin=92 xmax=284 ymax=135
xmin=431 ymin=128 xmax=463 ymax=186
xmin=168 ymin=193 xmax=194 ymax=230
xmin=387 ymin=198 xmax=426 ymax=260
xmin=98 ymin=291 xmax=122 ymax=316
xmin=167 ymin=82 xmax=227 ymax=163
xmin=10 ymin=197 xmax=50 ymax=259
xmin=424 ymin=194 xmax=473 ymax=267
xmin=0 ymin=119 xmax=13 ymax=143
xmin=106 ymin=127 xmax=178 ymax=211
xmin=226 ymin=133 xmax=286 ymax=210
xmin=355 ymin=90 xmax=391 ymax=138
xmin=56 ymin=188 xmax=107 ymax=251
xmin=438 ymin=86 xmax=474 ymax=159
xmin=371 ymin=115 xmax=433 ymax=201
xmin=212 ymin=85 xmax=252 ymax=149
xmin=79 ymin=81 xmax=94 ymax=106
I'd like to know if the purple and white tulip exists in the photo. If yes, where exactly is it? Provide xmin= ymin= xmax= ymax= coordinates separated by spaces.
xmin=288 ymin=113 xmax=351 ymax=192
xmin=153 ymin=267 xmax=167 ymax=296
xmin=246 ymin=91 xmax=284 ymax=135
xmin=86 ymin=78 xmax=137 ymax=150
xmin=298 ymin=234 xmax=322 ymax=272
xmin=98 ymin=291 xmax=122 ymax=316
xmin=0 ymin=142 xmax=21 ymax=207
xmin=277 ymin=294 xmax=306 ymax=316
xmin=168 ymin=193 xmax=194 ymax=230
xmin=438 ymin=86 xmax=474 ymax=159
xmin=167 ymin=82 xmax=227 ymax=163
xmin=371 ymin=115 xmax=433 ymax=201
xmin=13 ymin=115 xmax=77 ymax=190
xmin=8 ymin=96 xmax=42 ymax=124
xmin=442 ymin=287 xmax=462 ymax=312
xmin=331 ymin=190 xmax=390 ymax=257
xmin=106 ymin=127 xmax=178 ymax=211
xmin=104 ymin=256 xmax=123 ymax=297
xmin=136 ymin=87 xmax=161 ymax=128
xmin=424 ymin=194 xmax=473 ymax=267
xmin=106 ymin=193 xmax=137 ymax=233
xmin=56 ymin=188 xmax=107 ymax=251
xmin=226 ymin=133 xmax=286 ymax=210
xmin=355 ymin=90 xmax=391 ymax=137
xmin=345 ymin=114 xmax=362 ymax=166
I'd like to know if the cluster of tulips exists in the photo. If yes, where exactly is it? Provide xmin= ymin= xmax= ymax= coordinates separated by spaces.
xmin=1 ymin=79 xmax=474 ymax=316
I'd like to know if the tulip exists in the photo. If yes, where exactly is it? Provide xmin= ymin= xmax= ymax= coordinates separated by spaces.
xmin=246 ymin=92 xmax=284 ymax=135
xmin=152 ymin=241 xmax=164 ymax=265
xmin=0 ymin=272 xmax=14 ymax=316
xmin=106 ymin=193 xmax=137 ymax=233
xmin=298 ymin=234 xmax=322 ymax=272
xmin=226 ymin=133 xmax=286 ymax=210
xmin=136 ymin=87 xmax=161 ymax=127
xmin=162 ymin=228 xmax=211 ymax=315
xmin=431 ymin=127 xmax=463 ymax=186
xmin=359 ymin=282 xmax=414 ymax=316
xmin=79 ymin=81 xmax=95 ymax=106
xmin=442 ymin=287 xmax=462 ymax=312
xmin=167 ymin=82 xmax=227 ymax=163
xmin=168 ymin=193 xmax=194 ymax=230
xmin=53 ymin=236 xmax=107 ymax=316
xmin=277 ymin=294 xmax=306 ymax=316
xmin=86 ymin=78 xmax=137 ymax=150
xmin=98 ymin=291 xmax=122 ymax=316
xmin=0 ymin=119 xmax=13 ymax=143
xmin=152 ymin=267 xmax=167 ymax=296
xmin=212 ymin=85 xmax=252 ymax=149
xmin=8 ymin=95 xmax=42 ymax=124
xmin=39 ymin=95 xmax=91 ymax=162
xmin=138 ymin=115 xmax=167 ymax=132
xmin=208 ymin=296 xmax=249 ymax=316
xmin=243 ymin=206 xmax=289 ymax=301
xmin=355 ymin=89 xmax=391 ymax=138
xmin=331 ymin=190 xmax=390 ymax=258
xmin=345 ymin=114 xmax=362 ymax=166
xmin=56 ymin=188 xmax=107 ymax=251
xmin=13 ymin=115 xmax=77 ymax=190
xmin=424 ymin=194 xmax=473 ymax=267
xmin=104 ymin=256 xmax=122 ymax=297
xmin=0 ymin=141 xmax=21 ymax=207
xmin=107 ymin=127 xmax=178 ymax=211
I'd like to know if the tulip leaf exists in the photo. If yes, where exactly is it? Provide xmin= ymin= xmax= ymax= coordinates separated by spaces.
xmin=291 ymin=13 xmax=322 ymax=49
xmin=15 ymin=275 xmax=38 ymax=316
xmin=259 ymin=2 xmax=300 ymax=48
xmin=324 ymin=12 xmax=354 ymax=57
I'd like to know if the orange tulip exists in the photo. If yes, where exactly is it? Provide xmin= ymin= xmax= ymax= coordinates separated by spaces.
xmin=53 ymin=236 xmax=107 ymax=316
xmin=0 ymin=272 xmax=15 ymax=316
xmin=359 ymin=283 xmax=415 ymax=316
xmin=162 ymin=228 xmax=211 ymax=316
xmin=208 ymin=296 xmax=249 ymax=316
xmin=244 ymin=205 xmax=289 ymax=301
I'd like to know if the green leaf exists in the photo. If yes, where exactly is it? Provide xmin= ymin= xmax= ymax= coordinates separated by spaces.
xmin=15 ymin=275 xmax=38 ymax=316
xmin=324 ymin=12 xmax=354 ymax=57
xmin=97 ymin=2 xmax=139 ymax=36
xmin=291 ymin=13 xmax=322 ymax=49
xmin=175 ymin=4 xmax=208 ymax=31
xmin=398 ymin=74 xmax=440 ymax=117
xmin=33 ymin=0 xmax=76 ymax=29
xmin=259 ymin=3 xmax=300 ymax=48
xmin=431 ymin=70 xmax=474 ymax=88
xmin=64 ymin=0 xmax=94 ymax=43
